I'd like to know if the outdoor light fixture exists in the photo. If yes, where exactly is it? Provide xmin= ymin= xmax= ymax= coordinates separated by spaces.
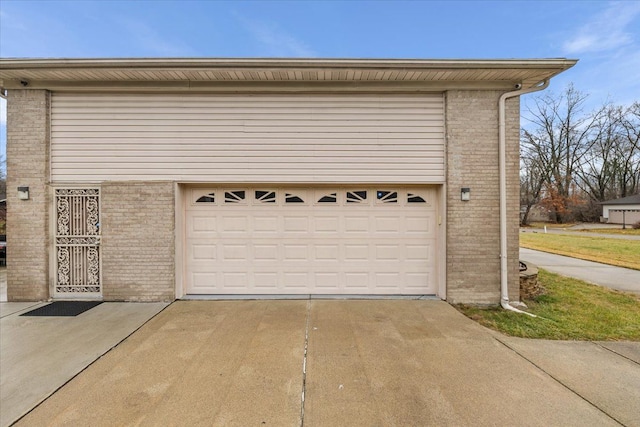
xmin=461 ymin=187 xmax=470 ymax=201
xmin=17 ymin=187 xmax=29 ymax=200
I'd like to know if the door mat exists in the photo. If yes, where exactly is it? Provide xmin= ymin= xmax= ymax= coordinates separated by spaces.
xmin=21 ymin=301 xmax=103 ymax=317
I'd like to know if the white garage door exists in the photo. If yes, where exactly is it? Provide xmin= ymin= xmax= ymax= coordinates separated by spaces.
xmin=185 ymin=187 xmax=438 ymax=295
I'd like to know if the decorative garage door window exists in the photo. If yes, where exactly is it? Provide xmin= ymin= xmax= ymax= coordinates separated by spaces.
xmin=193 ymin=189 xmax=430 ymax=206
xmin=377 ymin=191 xmax=398 ymax=204
xmin=255 ymin=191 xmax=276 ymax=203
xmin=196 ymin=193 xmax=215 ymax=203
xmin=54 ymin=188 xmax=101 ymax=296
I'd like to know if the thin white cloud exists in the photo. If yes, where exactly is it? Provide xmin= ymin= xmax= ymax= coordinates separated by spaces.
xmin=235 ymin=14 xmax=316 ymax=57
xmin=563 ymin=2 xmax=640 ymax=54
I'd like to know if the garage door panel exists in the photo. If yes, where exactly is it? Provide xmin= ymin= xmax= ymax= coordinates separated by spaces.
xmin=406 ymin=216 xmax=433 ymax=235
xmin=314 ymin=216 xmax=340 ymax=233
xmin=406 ymin=244 xmax=430 ymax=261
xmin=185 ymin=187 xmax=438 ymax=295
xmin=222 ymin=272 xmax=249 ymax=288
xmin=284 ymin=217 xmax=309 ymax=233
xmin=192 ymin=273 xmax=217 ymax=289
xmin=283 ymin=244 xmax=309 ymax=260
xmin=315 ymin=245 xmax=339 ymax=259
xmin=315 ymin=273 xmax=340 ymax=289
xmin=254 ymin=216 xmax=279 ymax=233
xmin=222 ymin=244 xmax=248 ymax=261
xmin=345 ymin=216 xmax=370 ymax=233
xmin=344 ymin=244 xmax=369 ymax=261
xmin=254 ymin=244 xmax=279 ymax=261
xmin=191 ymin=244 xmax=217 ymax=260
xmin=254 ymin=273 xmax=278 ymax=289
xmin=374 ymin=217 xmax=401 ymax=233
xmin=221 ymin=216 xmax=249 ymax=233
xmin=283 ymin=273 xmax=309 ymax=288
xmin=191 ymin=216 xmax=217 ymax=233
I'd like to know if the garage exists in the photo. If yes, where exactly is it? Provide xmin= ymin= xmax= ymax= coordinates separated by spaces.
xmin=185 ymin=186 xmax=439 ymax=295
xmin=2 ymin=58 xmax=577 ymax=303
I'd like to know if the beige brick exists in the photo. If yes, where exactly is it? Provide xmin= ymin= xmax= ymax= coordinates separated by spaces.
xmin=101 ymin=182 xmax=175 ymax=301
xmin=445 ymin=90 xmax=520 ymax=304
xmin=6 ymin=90 xmax=50 ymax=301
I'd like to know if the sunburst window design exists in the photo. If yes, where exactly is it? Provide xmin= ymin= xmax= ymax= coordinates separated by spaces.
xmin=196 ymin=193 xmax=215 ymax=203
xmin=317 ymin=193 xmax=337 ymax=203
xmin=346 ymin=191 xmax=367 ymax=203
xmin=377 ymin=191 xmax=398 ymax=203
xmin=255 ymin=190 xmax=276 ymax=203
xmin=285 ymin=193 xmax=305 ymax=203
xmin=408 ymin=193 xmax=427 ymax=203
xmin=225 ymin=191 xmax=246 ymax=203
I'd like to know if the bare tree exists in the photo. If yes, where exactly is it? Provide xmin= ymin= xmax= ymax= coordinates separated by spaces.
xmin=575 ymin=102 xmax=640 ymax=206
xmin=617 ymin=102 xmax=640 ymax=197
xmin=574 ymin=104 xmax=624 ymax=202
xmin=521 ymin=84 xmax=603 ymax=223
xmin=519 ymin=149 xmax=546 ymax=225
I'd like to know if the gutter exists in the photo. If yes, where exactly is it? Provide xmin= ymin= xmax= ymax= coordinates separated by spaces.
xmin=498 ymin=79 xmax=549 ymax=316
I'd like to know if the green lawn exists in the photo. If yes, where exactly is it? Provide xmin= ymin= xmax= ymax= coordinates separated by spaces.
xmin=457 ymin=269 xmax=640 ymax=341
xmin=520 ymin=232 xmax=640 ymax=270
xmin=580 ymin=228 xmax=640 ymax=236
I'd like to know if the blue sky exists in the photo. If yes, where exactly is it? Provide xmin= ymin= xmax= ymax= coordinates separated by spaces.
xmin=2 ymin=0 xmax=640 ymax=160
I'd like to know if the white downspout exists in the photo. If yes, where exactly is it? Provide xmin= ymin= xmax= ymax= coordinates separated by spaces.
xmin=499 ymin=79 xmax=549 ymax=316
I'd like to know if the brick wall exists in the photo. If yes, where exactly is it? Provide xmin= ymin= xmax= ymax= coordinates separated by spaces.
xmin=445 ymin=90 xmax=520 ymax=304
xmin=6 ymin=90 xmax=50 ymax=301
xmin=101 ymin=182 xmax=175 ymax=301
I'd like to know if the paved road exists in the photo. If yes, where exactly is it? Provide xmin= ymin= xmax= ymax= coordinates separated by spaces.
xmin=520 ymin=247 xmax=640 ymax=294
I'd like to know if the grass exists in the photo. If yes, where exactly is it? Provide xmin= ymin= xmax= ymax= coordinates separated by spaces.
xmin=457 ymin=269 xmax=640 ymax=341
xmin=520 ymin=232 xmax=640 ymax=270
xmin=580 ymin=228 xmax=640 ymax=236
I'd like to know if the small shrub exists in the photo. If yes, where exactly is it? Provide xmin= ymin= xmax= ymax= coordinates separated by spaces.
xmin=632 ymin=221 xmax=640 ymax=230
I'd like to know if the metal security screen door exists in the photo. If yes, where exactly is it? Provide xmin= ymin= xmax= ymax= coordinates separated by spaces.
xmin=54 ymin=188 xmax=101 ymax=298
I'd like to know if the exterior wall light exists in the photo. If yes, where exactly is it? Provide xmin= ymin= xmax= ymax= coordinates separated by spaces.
xmin=17 ymin=187 xmax=30 ymax=200
xmin=461 ymin=187 xmax=470 ymax=201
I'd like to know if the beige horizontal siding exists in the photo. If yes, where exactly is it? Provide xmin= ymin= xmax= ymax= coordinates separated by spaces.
xmin=51 ymin=93 xmax=445 ymax=183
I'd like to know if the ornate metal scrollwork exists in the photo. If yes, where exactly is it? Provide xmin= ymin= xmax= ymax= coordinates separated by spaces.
xmin=55 ymin=188 xmax=101 ymax=294
xmin=57 ymin=197 xmax=70 ymax=236
xmin=57 ymin=247 xmax=70 ymax=289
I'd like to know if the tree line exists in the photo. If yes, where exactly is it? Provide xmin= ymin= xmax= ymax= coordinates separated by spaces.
xmin=520 ymin=84 xmax=640 ymax=224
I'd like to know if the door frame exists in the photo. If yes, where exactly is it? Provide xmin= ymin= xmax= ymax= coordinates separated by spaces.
xmin=49 ymin=185 xmax=103 ymax=300
xmin=177 ymin=183 xmax=447 ymax=299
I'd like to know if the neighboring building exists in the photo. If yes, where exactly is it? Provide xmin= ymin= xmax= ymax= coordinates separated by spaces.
xmin=520 ymin=203 xmax=552 ymax=224
xmin=601 ymin=194 xmax=640 ymax=225
xmin=0 ymin=58 xmax=575 ymax=304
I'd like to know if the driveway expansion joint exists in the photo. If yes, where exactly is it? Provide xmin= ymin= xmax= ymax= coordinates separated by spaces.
xmin=300 ymin=300 xmax=311 ymax=427
xmin=493 ymin=336 xmax=626 ymax=427
xmin=593 ymin=341 xmax=640 ymax=366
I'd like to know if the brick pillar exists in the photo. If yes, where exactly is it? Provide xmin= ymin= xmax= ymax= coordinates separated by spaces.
xmin=445 ymin=90 xmax=520 ymax=305
xmin=6 ymin=90 xmax=51 ymax=301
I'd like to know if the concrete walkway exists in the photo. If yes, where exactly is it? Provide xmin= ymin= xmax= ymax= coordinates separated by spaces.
xmin=0 ymin=302 xmax=168 ymax=427
xmin=520 ymin=247 xmax=640 ymax=294
xmin=4 ymin=300 xmax=639 ymax=427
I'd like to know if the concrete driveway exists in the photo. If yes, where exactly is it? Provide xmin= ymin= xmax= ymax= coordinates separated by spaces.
xmin=6 ymin=300 xmax=639 ymax=426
